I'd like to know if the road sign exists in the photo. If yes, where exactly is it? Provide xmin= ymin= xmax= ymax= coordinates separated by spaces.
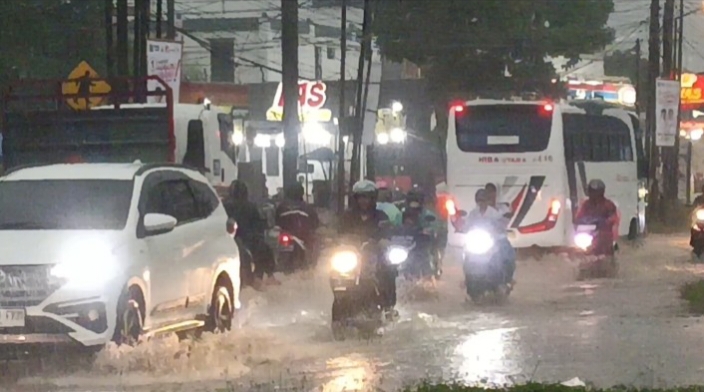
xmin=61 ymin=61 xmax=111 ymax=110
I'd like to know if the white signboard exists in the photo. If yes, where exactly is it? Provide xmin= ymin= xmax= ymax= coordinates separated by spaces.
xmin=146 ymin=39 xmax=183 ymax=104
xmin=655 ymin=78 xmax=680 ymax=147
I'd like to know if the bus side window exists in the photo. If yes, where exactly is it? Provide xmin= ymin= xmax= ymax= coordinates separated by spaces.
xmin=184 ymin=120 xmax=206 ymax=171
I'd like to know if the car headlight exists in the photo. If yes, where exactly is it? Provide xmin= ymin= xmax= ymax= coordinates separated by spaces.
xmin=386 ymin=246 xmax=408 ymax=265
xmin=51 ymin=241 xmax=120 ymax=289
xmin=465 ymin=229 xmax=494 ymax=255
xmin=696 ymin=209 xmax=704 ymax=222
xmin=574 ymin=232 xmax=593 ymax=251
xmin=331 ymin=250 xmax=358 ymax=274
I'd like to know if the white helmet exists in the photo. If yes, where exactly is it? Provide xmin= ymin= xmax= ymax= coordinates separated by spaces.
xmin=352 ymin=179 xmax=377 ymax=196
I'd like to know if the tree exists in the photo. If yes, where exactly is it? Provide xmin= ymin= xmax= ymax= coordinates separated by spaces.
xmin=0 ymin=0 xmax=106 ymax=85
xmin=604 ymin=49 xmax=647 ymax=85
xmin=374 ymin=0 xmax=615 ymax=139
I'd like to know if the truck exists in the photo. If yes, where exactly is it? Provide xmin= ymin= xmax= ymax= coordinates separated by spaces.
xmin=1 ymin=76 xmax=238 ymax=191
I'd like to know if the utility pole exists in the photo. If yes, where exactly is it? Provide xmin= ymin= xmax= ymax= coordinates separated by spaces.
xmin=645 ymin=0 xmax=660 ymax=221
xmin=662 ymin=0 xmax=678 ymax=209
xmin=116 ymin=0 xmax=128 ymax=78
xmin=167 ymin=0 xmax=175 ymax=39
xmin=677 ymin=0 xmax=689 ymax=204
xmin=635 ymin=39 xmax=641 ymax=115
xmin=105 ymin=0 xmax=114 ymax=77
xmin=133 ymin=0 xmax=143 ymax=78
xmin=350 ymin=0 xmax=372 ymax=190
xmin=156 ymin=0 xmax=163 ymax=38
xmin=336 ymin=0 xmax=347 ymax=211
xmin=281 ymin=0 xmax=300 ymax=192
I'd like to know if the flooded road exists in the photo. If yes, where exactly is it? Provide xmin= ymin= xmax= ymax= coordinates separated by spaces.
xmin=7 ymin=234 xmax=704 ymax=391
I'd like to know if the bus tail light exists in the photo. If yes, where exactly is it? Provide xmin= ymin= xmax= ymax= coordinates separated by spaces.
xmin=517 ymin=199 xmax=561 ymax=234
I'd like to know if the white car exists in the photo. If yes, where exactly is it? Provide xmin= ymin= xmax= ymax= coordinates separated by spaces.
xmin=0 ymin=162 xmax=241 ymax=348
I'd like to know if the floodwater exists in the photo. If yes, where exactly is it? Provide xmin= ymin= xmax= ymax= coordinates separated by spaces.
xmin=5 ymin=234 xmax=704 ymax=391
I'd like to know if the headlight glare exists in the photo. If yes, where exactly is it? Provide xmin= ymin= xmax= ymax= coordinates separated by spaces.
xmin=574 ymin=232 xmax=593 ymax=250
xmin=464 ymin=229 xmax=494 ymax=255
xmin=387 ymin=246 xmax=408 ymax=265
xmin=331 ymin=251 xmax=358 ymax=273
xmin=696 ymin=209 xmax=704 ymax=222
xmin=51 ymin=240 xmax=119 ymax=288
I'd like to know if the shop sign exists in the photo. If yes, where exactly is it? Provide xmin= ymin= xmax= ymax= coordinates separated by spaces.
xmin=266 ymin=81 xmax=333 ymax=122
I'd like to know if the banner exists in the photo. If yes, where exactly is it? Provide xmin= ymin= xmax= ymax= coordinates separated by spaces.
xmin=146 ymin=39 xmax=183 ymax=104
xmin=655 ymin=79 xmax=681 ymax=147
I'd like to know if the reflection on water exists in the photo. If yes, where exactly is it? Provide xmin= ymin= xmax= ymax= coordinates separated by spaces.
xmin=453 ymin=326 xmax=522 ymax=386
xmin=321 ymin=355 xmax=376 ymax=392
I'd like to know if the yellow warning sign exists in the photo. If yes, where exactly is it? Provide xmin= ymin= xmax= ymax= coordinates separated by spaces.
xmin=61 ymin=61 xmax=111 ymax=110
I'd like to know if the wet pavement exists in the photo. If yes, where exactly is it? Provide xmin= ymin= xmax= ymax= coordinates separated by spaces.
xmin=6 ymin=234 xmax=704 ymax=391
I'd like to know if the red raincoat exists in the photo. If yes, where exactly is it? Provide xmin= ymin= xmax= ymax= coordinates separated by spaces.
xmin=575 ymin=197 xmax=619 ymax=256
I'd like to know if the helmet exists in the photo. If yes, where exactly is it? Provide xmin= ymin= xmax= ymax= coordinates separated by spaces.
xmin=587 ymin=179 xmax=606 ymax=198
xmin=229 ymin=180 xmax=249 ymax=201
xmin=352 ymin=180 xmax=378 ymax=196
xmin=284 ymin=183 xmax=305 ymax=201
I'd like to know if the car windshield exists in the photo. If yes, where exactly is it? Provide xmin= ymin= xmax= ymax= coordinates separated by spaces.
xmin=0 ymin=179 xmax=133 ymax=230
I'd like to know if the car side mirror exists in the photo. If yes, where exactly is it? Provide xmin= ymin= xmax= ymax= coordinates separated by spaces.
xmin=458 ymin=210 xmax=468 ymax=217
xmin=144 ymin=213 xmax=177 ymax=235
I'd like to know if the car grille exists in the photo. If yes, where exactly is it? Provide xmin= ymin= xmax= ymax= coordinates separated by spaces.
xmin=0 ymin=265 xmax=63 ymax=307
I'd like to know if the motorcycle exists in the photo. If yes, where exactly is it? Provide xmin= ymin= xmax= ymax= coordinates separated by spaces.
xmin=461 ymin=225 xmax=512 ymax=303
xmin=268 ymin=225 xmax=309 ymax=274
xmin=690 ymin=207 xmax=704 ymax=260
xmin=395 ymin=215 xmax=441 ymax=281
xmin=329 ymin=236 xmax=408 ymax=341
xmin=573 ymin=217 xmax=618 ymax=280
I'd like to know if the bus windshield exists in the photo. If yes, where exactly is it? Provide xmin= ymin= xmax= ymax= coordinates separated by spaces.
xmin=455 ymin=104 xmax=552 ymax=153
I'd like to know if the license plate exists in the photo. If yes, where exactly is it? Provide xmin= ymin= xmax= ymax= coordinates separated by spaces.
xmin=0 ymin=309 xmax=25 ymax=327
xmin=280 ymin=246 xmax=294 ymax=252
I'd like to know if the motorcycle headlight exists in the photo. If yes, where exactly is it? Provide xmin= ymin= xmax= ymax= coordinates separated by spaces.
xmin=464 ymin=229 xmax=494 ymax=255
xmin=574 ymin=232 xmax=593 ymax=251
xmin=51 ymin=240 xmax=120 ymax=289
xmin=387 ymin=246 xmax=408 ymax=265
xmin=331 ymin=251 xmax=358 ymax=274
xmin=696 ymin=209 xmax=704 ymax=222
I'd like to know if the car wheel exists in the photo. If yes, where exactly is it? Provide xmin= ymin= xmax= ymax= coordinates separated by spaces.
xmin=112 ymin=293 xmax=143 ymax=346
xmin=207 ymin=285 xmax=234 ymax=333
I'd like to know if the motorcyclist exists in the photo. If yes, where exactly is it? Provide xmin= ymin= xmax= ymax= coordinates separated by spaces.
xmin=339 ymin=180 xmax=397 ymax=318
xmin=403 ymin=187 xmax=443 ymax=268
xmin=377 ymin=182 xmax=402 ymax=227
xmin=484 ymin=183 xmax=516 ymax=285
xmin=403 ymin=187 xmax=440 ymax=233
xmin=689 ymin=185 xmax=704 ymax=256
xmin=575 ymin=179 xmax=619 ymax=256
xmin=223 ymin=180 xmax=280 ymax=289
xmin=275 ymin=183 xmax=320 ymax=269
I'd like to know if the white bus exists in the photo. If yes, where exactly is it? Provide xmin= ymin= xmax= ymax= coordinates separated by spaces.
xmin=445 ymin=99 xmax=646 ymax=248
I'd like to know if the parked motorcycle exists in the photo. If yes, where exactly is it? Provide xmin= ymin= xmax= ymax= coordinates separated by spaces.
xmin=573 ymin=217 xmax=618 ymax=280
xmin=690 ymin=208 xmax=704 ymax=260
xmin=461 ymin=225 xmax=512 ymax=303
xmin=329 ymin=236 xmax=408 ymax=340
